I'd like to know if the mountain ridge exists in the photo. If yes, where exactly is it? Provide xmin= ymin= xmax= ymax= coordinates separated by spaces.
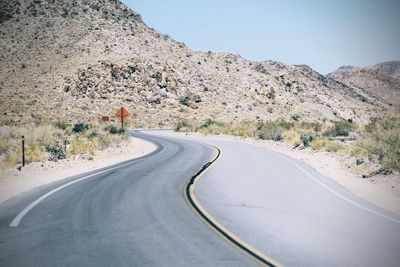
xmin=328 ymin=61 xmax=400 ymax=106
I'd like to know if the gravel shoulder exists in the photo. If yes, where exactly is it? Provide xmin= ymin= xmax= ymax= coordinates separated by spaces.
xmin=0 ymin=136 xmax=156 ymax=205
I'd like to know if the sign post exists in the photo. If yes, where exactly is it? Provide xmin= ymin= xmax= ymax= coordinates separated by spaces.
xmin=22 ymin=136 xmax=25 ymax=167
xmin=115 ymin=107 xmax=130 ymax=129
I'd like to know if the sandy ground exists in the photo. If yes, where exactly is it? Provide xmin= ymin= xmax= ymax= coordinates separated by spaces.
xmin=166 ymin=131 xmax=400 ymax=215
xmin=0 ymin=136 xmax=156 ymax=205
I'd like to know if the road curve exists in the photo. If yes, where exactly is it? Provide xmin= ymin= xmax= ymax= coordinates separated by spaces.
xmin=0 ymin=132 xmax=256 ymax=267
xmin=191 ymin=136 xmax=400 ymax=267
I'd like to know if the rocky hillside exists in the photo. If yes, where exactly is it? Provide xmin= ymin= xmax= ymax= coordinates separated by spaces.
xmin=328 ymin=62 xmax=400 ymax=107
xmin=370 ymin=61 xmax=400 ymax=81
xmin=0 ymin=0 xmax=396 ymax=127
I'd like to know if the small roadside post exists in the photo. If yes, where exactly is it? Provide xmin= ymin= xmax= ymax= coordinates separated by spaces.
xmin=122 ymin=107 xmax=124 ymax=129
xmin=22 ymin=136 xmax=25 ymax=167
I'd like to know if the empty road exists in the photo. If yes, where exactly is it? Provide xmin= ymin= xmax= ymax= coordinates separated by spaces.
xmin=1 ymin=131 xmax=399 ymax=267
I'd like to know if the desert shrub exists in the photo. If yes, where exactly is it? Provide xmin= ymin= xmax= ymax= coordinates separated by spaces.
xmin=362 ymin=117 xmax=400 ymax=170
xmin=310 ymin=137 xmax=328 ymax=150
xmin=19 ymin=125 xmax=55 ymax=148
xmin=324 ymin=141 xmax=345 ymax=153
xmin=1 ymin=118 xmax=17 ymax=126
xmin=336 ymin=142 xmax=367 ymax=157
xmin=54 ymin=121 xmax=70 ymax=130
xmin=175 ymin=121 xmax=193 ymax=132
xmin=0 ymin=137 xmax=11 ymax=155
xmin=310 ymin=137 xmax=345 ymax=153
xmin=179 ymin=96 xmax=190 ymax=106
xmin=276 ymin=120 xmax=295 ymax=130
xmin=87 ymin=129 xmax=98 ymax=138
xmin=298 ymin=122 xmax=322 ymax=132
xmin=97 ymin=135 xmax=113 ymax=150
xmin=256 ymin=121 xmax=285 ymax=141
xmin=230 ymin=120 xmax=256 ymax=137
xmin=72 ymin=123 xmax=89 ymax=133
xmin=3 ymin=149 xmax=20 ymax=168
xmin=0 ymin=122 xmax=129 ymax=168
xmin=282 ymin=130 xmax=301 ymax=145
xmin=69 ymin=139 xmax=85 ymax=155
xmin=25 ymin=144 xmax=43 ymax=163
xmin=108 ymin=126 xmax=119 ymax=134
xmin=300 ymin=132 xmax=317 ymax=147
xmin=109 ymin=126 xmax=125 ymax=134
xmin=196 ymin=119 xmax=229 ymax=135
xmin=46 ymin=142 xmax=66 ymax=161
xmin=69 ymin=138 xmax=97 ymax=156
xmin=97 ymin=133 xmax=127 ymax=150
xmin=103 ymin=124 xmax=124 ymax=135
xmin=1 ymin=126 xmax=57 ymax=168
xmin=103 ymin=124 xmax=113 ymax=132
xmin=348 ymin=143 xmax=367 ymax=157
xmin=324 ymin=120 xmax=353 ymax=137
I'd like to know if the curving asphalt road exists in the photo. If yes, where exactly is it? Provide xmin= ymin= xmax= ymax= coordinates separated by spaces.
xmin=0 ymin=132 xmax=255 ymax=267
xmin=1 ymin=131 xmax=400 ymax=267
xmin=188 ymin=135 xmax=400 ymax=267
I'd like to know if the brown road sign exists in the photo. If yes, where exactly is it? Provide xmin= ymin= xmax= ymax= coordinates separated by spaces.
xmin=115 ymin=107 xmax=130 ymax=128
xmin=101 ymin=116 xmax=110 ymax=122
xmin=115 ymin=107 xmax=130 ymax=120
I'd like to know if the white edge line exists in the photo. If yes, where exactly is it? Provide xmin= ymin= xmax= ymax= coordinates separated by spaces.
xmin=269 ymin=150 xmax=400 ymax=225
xmin=9 ymin=155 xmax=154 ymax=227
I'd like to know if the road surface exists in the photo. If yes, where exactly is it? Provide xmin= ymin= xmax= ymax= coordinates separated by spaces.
xmin=0 ymin=132 xmax=255 ymax=267
xmin=1 ymin=131 xmax=399 ymax=267
xmin=191 ymin=136 xmax=400 ymax=267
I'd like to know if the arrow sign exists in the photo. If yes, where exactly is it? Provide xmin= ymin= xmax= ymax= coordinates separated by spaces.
xmin=115 ymin=107 xmax=130 ymax=128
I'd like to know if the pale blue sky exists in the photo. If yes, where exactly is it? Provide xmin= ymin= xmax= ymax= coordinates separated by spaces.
xmin=124 ymin=0 xmax=400 ymax=74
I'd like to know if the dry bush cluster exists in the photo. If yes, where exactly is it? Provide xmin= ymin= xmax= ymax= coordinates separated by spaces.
xmin=175 ymin=116 xmax=400 ymax=171
xmin=0 ymin=121 xmax=129 ymax=169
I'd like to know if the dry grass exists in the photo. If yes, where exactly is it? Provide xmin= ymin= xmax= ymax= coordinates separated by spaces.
xmin=175 ymin=119 xmax=256 ymax=137
xmin=2 ymin=143 xmax=22 ymax=168
xmin=175 ymin=121 xmax=194 ymax=132
xmin=0 ymin=121 xmax=129 ymax=169
xmin=0 ymin=137 xmax=10 ymax=155
xmin=229 ymin=120 xmax=256 ymax=138
xmin=324 ymin=141 xmax=346 ymax=153
xmin=310 ymin=137 xmax=328 ymax=150
xmin=69 ymin=137 xmax=98 ymax=156
xmin=282 ymin=130 xmax=302 ymax=146
xmin=195 ymin=119 xmax=231 ymax=135
xmin=175 ymin=117 xmax=400 ymax=172
xmin=25 ymin=144 xmax=44 ymax=163
xmin=361 ymin=117 xmax=400 ymax=170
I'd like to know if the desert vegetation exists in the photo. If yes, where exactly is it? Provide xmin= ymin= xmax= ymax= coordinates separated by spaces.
xmin=0 ymin=122 xmax=129 ymax=169
xmin=175 ymin=117 xmax=400 ymax=172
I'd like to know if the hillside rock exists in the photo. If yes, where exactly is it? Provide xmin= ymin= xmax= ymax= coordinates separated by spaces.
xmin=328 ymin=62 xmax=400 ymax=107
xmin=0 ymin=0 xmax=396 ymax=127
xmin=370 ymin=61 xmax=400 ymax=81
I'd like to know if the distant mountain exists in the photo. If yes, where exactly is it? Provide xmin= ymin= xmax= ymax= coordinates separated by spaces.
xmin=0 ymin=0 xmax=395 ymax=127
xmin=327 ymin=62 xmax=400 ymax=106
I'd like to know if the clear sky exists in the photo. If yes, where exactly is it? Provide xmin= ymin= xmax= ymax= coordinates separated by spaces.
xmin=124 ymin=0 xmax=400 ymax=74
